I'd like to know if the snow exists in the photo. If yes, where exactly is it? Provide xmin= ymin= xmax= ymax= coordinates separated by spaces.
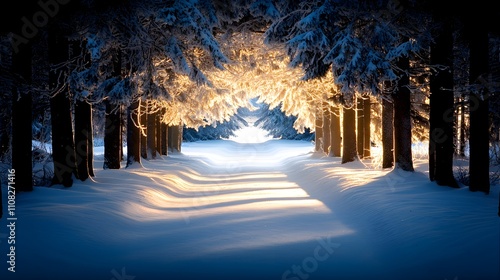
xmin=1 ymin=140 xmax=499 ymax=280
xmin=227 ymin=116 xmax=275 ymax=143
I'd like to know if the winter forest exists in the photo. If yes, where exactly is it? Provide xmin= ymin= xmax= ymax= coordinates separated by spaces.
xmin=0 ymin=0 xmax=500 ymax=279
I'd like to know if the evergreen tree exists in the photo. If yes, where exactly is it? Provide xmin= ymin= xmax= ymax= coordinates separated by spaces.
xmin=254 ymin=102 xmax=314 ymax=141
xmin=465 ymin=16 xmax=490 ymax=194
xmin=428 ymin=7 xmax=458 ymax=187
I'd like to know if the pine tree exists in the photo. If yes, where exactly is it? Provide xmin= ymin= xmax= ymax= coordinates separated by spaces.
xmin=323 ymin=101 xmax=331 ymax=155
xmin=49 ymin=27 xmax=77 ymax=187
xmin=393 ymin=55 xmax=414 ymax=171
xmin=428 ymin=11 xmax=458 ymax=187
xmin=126 ymin=98 xmax=142 ymax=168
xmin=466 ymin=18 xmax=490 ymax=194
xmin=342 ymin=103 xmax=358 ymax=163
xmin=315 ymin=103 xmax=323 ymax=152
xmin=382 ymin=95 xmax=394 ymax=168
xmin=330 ymin=104 xmax=341 ymax=157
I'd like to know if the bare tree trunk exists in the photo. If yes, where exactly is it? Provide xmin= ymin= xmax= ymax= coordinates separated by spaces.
xmin=168 ymin=125 xmax=183 ymax=152
xmin=363 ymin=97 xmax=371 ymax=158
xmin=49 ymin=29 xmax=76 ymax=187
xmin=315 ymin=103 xmax=323 ymax=152
xmin=156 ymin=111 xmax=162 ymax=156
xmin=342 ymin=102 xmax=358 ymax=164
xmin=177 ymin=124 xmax=183 ymax=152
xmin=74 ymin=100 xmax=92 ymax=180
xmin=322 ymin=101 xmax=331 ymax=155
xmin=168 ymin=126 xmax=176 ymax=152
xmin=356 ymin=98 xmax=364 ymax=159
xmin=147 ymin=103 xmax=157 ymax=159
xmin=161 ymin=109 xmax=168 ymax=156
xmin=140 ymin=102 xmax=148 ymax=159
xmin=459 ymin=93 xmax=466 ymax=157
xmin=330 ymin=105 xmax=341 ymax=157
xmin=467 ymin=24 xmax=490 ymax=194
xmin=87 ymin=110 xmax=95 ymax=177
xmin=103 ymin=102 xmax=122 ymax=169
xmin=393 ymin=56 xmax=414 ymax=171
xmin=126 ymin=99 xmax=141 ymax=167
xmin=429 ymin=18 xmax=458 ymax=187
xmin=382 ymin=97 xmax=394 ymax=168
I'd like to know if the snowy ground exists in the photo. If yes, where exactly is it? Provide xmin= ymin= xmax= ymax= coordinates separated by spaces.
xmin=1 ymin=134 xmax=499 ymax=280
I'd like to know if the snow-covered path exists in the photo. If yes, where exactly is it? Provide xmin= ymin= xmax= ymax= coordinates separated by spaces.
xmin=1 ymin=140 xmax=499 ymax=280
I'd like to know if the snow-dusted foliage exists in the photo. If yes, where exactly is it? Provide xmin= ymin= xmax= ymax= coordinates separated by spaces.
xmin=27 ymin=0 xmax=433 ymax=141
xmin=183 ymin=108 xmax=248 ymax=141
xmin=254 ymin=101 xmax=315 ymax=141
xmin=265 ymin=0 xmax=431 ymax=106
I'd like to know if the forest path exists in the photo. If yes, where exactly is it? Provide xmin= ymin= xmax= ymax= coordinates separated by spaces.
xmin=3 ymin=140 xmax=498 ymax=280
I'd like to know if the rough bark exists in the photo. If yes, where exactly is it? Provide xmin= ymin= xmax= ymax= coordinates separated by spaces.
xmin=168 ymin=125 xmax=183 ymax=152
xmin=315 ymin=103 xmax=323 ymax=152
xmin=393 ymin=56 xmax=414 ymax=171
xmin=429 ymin=18 xmax=458 ymax=187
xmin=147 ymin=106 xmax=157 ymax=159
xmin=356 ymin=98 xmax=364 ymax=159
xmin=126 ymin=99 xmax=141 ymax=167
xmin=156 ymin=111 xmax=162 ymax=156
xmin=140 ymin=103 xmax=148 ymax=159
xmin=322 ymin=101 xmax=331 ymax=155
xmin=363 ymin=98 xmax=371 ymax=158
xmin=104 ymin=102 xmax=122 ymax=169
xmin=74 ymin=100 xmax=92 ymax=180
xmin=382 ymin=97 xmax=394 ymax=168
xmin=161 ymin=109 xmax=168 ymax=156
xmin=342 ymin=103 xmax=358 ymax=164
xmin=49 ymin=30 xmax=76 ymax=187
xmin=467 ymin=24 xmax=490 ymax=193
xmin=330 ymin=105 xmax=341 ymax=157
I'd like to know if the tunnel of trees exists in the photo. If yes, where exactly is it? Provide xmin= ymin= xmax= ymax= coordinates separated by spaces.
xmin=1 ymin=0 xmax=500 ymax=218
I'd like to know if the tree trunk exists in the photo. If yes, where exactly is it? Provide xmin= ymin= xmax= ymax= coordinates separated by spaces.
xmin=126 ymin=99 xmax=141 ymax=167
xmin=88 ymin=120 xmax=95 ymax=177
xmin=357 ymin=98 xmax=364 ymax=158
xmin=11 ymin=41 xmax=33 ymax=192
xmin=322 ymin=101 xmax=331 ymax=155
xmin=168 ymin=125 xmax=183 ymax=152
xmin=156 ymin=111 xmax=162 ymax=156
xmin=120 ymin=108 xmax=124 ymax=162
xmin=315 ymin=103 xmax=323 ymax=152
xmin=330 ymin=105 xmax=341 ymax=157
xmin=382 ymin=97 xmax=394 ymax=168
xmin=161 ymin=110 xmax=168 ymax=156
xmin=140 ymin=103 xmax=148 ymax=159
xmin=342 ymin=103 xmax=358 ymax=164
xmin=72 ymin=39 xmax=94 ymax=178
xmin=393 ymin=56 xmax=414 ymax=171
xmin=429 ymin=18 xmax=458 ymax=187
xmin=103 ymin=102 xmax=122 ymax=169
xmin=467 ymin=25 xmax=490 ymax=194
xmin=49 ymin=30 xmax=76 ymax=187
xmin=459 ymin=93 xmax=466 ymax=157
xmin=74 ymin=100 xmax=92 ymax=180
xmin=177 ymin=125 xmax=183 ymax=152
xmin=363 ymin=97 xmax=371 ymax=158
xmin=147 ymin=104 xmax=157 ymax=159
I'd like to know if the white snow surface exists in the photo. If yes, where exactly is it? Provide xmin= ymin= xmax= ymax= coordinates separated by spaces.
xmin=1 ymin=139 xmax=499 ymax=280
